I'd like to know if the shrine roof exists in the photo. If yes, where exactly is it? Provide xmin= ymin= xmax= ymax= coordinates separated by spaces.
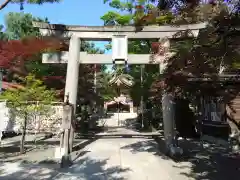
xmin=109 ymin=75 xmax=134 ymax=87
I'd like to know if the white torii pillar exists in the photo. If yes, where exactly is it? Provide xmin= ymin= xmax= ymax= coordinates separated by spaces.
xmin=64 ymin=36 xmax=80 ymax=111
xmin=57 ymin=36 xmax=80 ymax=161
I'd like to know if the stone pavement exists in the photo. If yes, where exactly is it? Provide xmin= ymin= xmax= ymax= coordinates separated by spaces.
xmin=0 ymin=128 xmax=194 ymax=180
xmin=0 ymin=113 xmax=239 ymax=180
xmin=0 ymin=134 xmax=84 ymax=163
xmin=58 ymin=137 xmax=194 ymax=180
xmin=99 ymin=113 xmax=138 ymax=127
xmin=1 ymin=131 xmax=239 ymax=180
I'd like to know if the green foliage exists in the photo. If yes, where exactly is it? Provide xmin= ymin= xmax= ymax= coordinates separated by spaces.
xmin=102 ymin=0 xmax=136 ymax=25
xmin=103 ymin=0 xmax=240 ymax=102
xmin=97 ymin=71 xmax=118 ymax=101
xmin=82 ymin=41 xmax=105 ymax=54
xmin=0 ymin=74 xmax=57 ymax=123
xmin=102 ymin=0 xmax=176 ymax=27
xmin=4 ymin=12 xmax=48 ymax=40
xmin=101 ymin=11 xmax=132 ymax=25
xmin=1 ymin=12 xmax=109 ymax=105
xmin=0 ymin=24 xmax=7 ymax=40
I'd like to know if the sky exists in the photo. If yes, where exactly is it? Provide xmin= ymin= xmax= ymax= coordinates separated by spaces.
xmin=0 ymin=0 xmax=114 ymax=71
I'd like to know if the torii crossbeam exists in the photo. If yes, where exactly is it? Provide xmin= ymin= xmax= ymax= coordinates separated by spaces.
xmin=42 ymin=52 xmax=175 ymax=64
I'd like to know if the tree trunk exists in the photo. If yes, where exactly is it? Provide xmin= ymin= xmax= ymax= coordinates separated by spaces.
xmin=20 ymin=112 xmax=27 ymax=154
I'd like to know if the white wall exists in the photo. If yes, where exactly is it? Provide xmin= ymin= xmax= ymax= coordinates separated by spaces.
xmin=0 ymin=101 xmax=64 ymax=133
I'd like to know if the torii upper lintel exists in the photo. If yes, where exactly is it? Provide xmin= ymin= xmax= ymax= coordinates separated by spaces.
xmin=32 ymin=21 xmax=207 ymax=40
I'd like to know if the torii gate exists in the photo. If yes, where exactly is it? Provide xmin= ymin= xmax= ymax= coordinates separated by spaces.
xmin=33 ymin=22 xmax=206 ymax=154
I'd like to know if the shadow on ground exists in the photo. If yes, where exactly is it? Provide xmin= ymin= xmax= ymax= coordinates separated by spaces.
xmin=119 ymin=134 xmax=240 ymax=180
xmin=120 ymin=137 xmax=170 ymax=161
xmin=124 ymin=117 xmax=140 ymax=131
xmin=62 ymin=156 xmax=130 ymax=180
xmin=0 ymin=136 xmax=98 ymax=164
xmin=0 ymin=156 xmax=130 ymax=180
xmin=177 ymin=139 xmax=240 ymax=180
xmin=0 ymin=142 xmax=53 ymax=163
xmin=154 ymin=136 xmax=240 ymax=180
xmin=124 ymin=117 xmax=160 ymax=133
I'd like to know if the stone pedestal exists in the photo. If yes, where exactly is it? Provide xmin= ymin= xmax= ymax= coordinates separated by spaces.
xmin=54 ymin=147 xmax=65 ymax=160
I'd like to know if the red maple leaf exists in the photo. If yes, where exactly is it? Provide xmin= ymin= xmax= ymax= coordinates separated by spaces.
xmin=0 ymin=37 xmax=64 ymax=69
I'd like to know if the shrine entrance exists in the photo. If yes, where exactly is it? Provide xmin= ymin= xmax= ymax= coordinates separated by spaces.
xmin=103 ymin=71 xmax=135 ymax=126
xmin=106 ymin=102 xmax=130 ymax=113
xmin=104 ymin=94 xmax=135 ymax=127
xmin=33 ymin=21 xmax=206 ymax=153
xmin=105 ymin=97 xmax=131 ymax=113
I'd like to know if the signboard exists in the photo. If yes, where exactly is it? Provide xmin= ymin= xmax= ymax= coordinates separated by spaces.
xmin=112 ymin=35 xmax=128 ymax=61
xmin=61 ymin=104 xmax=73 ymax=129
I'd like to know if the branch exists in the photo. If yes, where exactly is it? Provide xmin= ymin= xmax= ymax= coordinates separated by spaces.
xmin=0 ymin=0 xmax=12 ymax=10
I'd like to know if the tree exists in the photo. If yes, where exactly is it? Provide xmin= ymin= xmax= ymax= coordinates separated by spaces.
xmin=0 ymin=12 xmax=55 ymax=76
xmin=0 ymin=36 xmax=64 ymax=77
xmin=0 ymin=74 xmax=57 ymax=153
xmin=102 ymin=0 xmax=240 ymax=137
xmin=97 ymin=71 xmax=118 ymax=101
xmin=0 ymin=12 xmax=108 ymax=103
xmin=4 ymin=12 xmax=48 ymax=40
xmin=151 ymin=2 xmax=240 ymax=95
xmin=103 ymin=0 xmax=240 ymax=98
xmin=0 ymin=12 xmax=68 ymax=102
xmin=0 ymin=0 xmax=60 ymax=11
